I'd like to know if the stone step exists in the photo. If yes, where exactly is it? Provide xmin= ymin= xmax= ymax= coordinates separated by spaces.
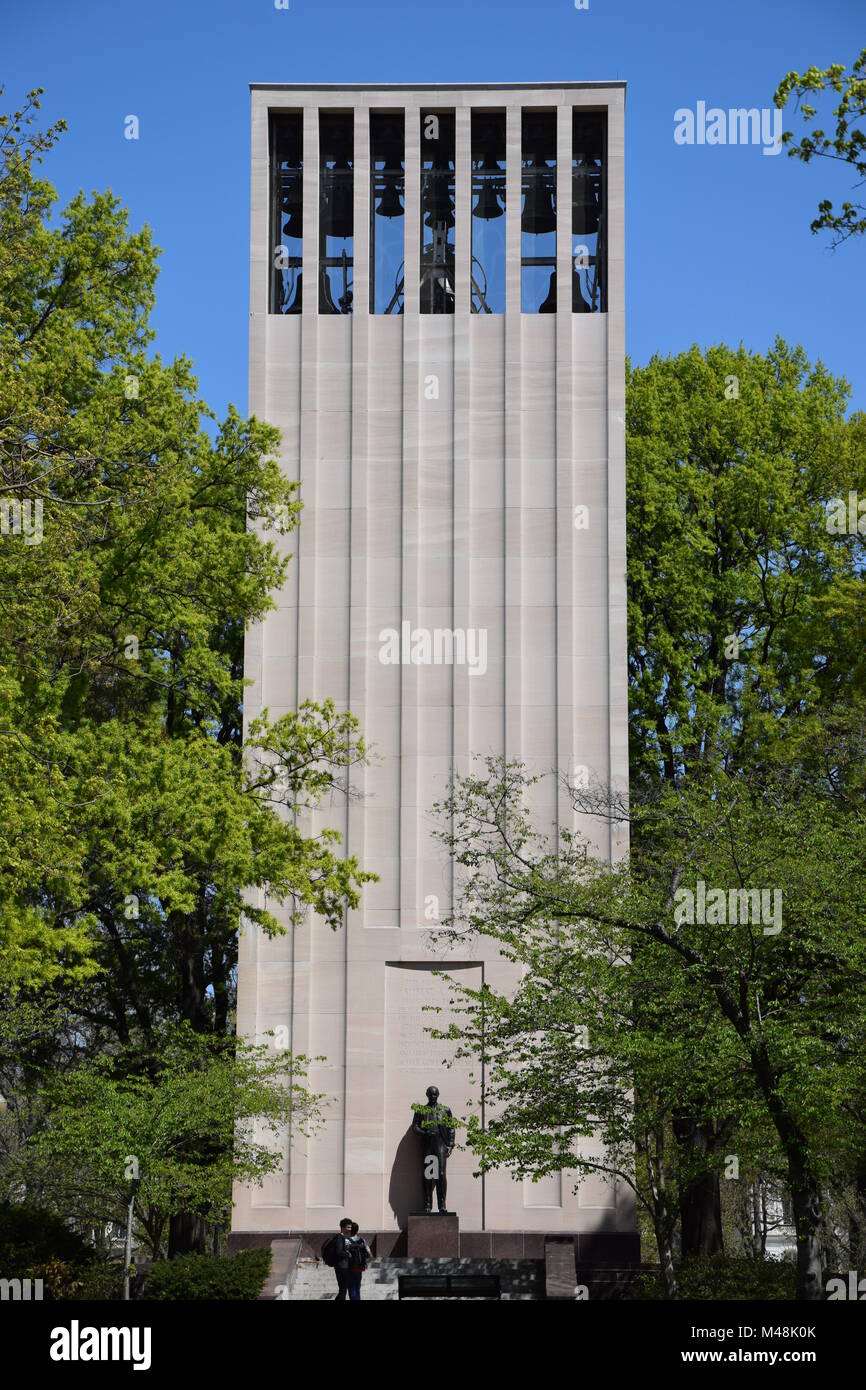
xmin=290 ymin=1259 xmax=398 ymax=1301
xmin=287 ymin=1256 xmax=544 ymax=1301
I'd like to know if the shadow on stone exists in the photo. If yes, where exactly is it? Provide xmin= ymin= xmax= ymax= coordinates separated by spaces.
xmin=387 ymin=1125 xmax=418 ymax=1231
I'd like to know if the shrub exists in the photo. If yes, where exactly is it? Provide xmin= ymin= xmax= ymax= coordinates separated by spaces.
xmin=142 ymin=1248 xmax=272 ymax=1301
xmin=0 ymin=1202 xmax=118 ymax=1299
xmin=0 ymin=1201 xmax=92 ymax=1276
xmin=69 ymin=1259 xmax=122 ymax=1300
xmin=25 ymin=1255 xmax=119 ymax=1300
xmin=630 ymin=1256 xmax=797 ymax=1300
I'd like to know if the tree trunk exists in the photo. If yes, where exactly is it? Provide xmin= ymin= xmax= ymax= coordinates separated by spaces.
xmin=212 ymin=943 xmax=229 ymax=1036
xmin=752 ymin=1182 xmax=762 ymax=1257
xmin=788 ymin=1163 xmax=824 ymax=1300
xmin=679 ymin=1168 xmax=724 ymax=1256
xmin=647 ymin=1124 xmax=679 ymax=1297
xmin=744 ymin=1038 xmax=824 ymax=1299
xmin=673 ymin=1117 xmax=724 ymax=1256
xmin=168 ymin=1210 xmax=207 ymax=1258
xmin=849 ymin=1161 xmax=866 ymax=1269
xmin=654 ymin=1218 xmax=679 ymax=1299
xmin=179 ymin=935 xmax=207 ymax=1032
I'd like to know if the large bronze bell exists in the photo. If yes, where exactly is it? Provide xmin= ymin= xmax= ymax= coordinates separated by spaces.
xmin=324 ymin=160 xmax=354 ymax=239
xmin=539 ymin=269 xmax=557 ymax=313
xmin=522 ymin=176 xmax=556 ymax=235
xmin=375 ymin=178 xmax=404 ymax=219
xmin=573 ymin=161 xmax=600 ymax=236
xmin=422 ymin=170 xmax=455 ymax=230
xmin=473 ymin=176 xmax=504 ymax=220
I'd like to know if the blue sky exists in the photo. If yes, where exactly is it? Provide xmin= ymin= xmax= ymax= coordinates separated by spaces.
xmin=4 ymin=0 xmax=864 ymax=415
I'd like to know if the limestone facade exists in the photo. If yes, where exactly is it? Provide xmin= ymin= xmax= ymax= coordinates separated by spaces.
xmin=233 ymin=82 xmax=633 ymax=1244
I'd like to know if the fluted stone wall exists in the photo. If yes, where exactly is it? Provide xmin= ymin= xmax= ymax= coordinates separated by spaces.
xmin=233 ymin=82 xmax=632 ymax=1241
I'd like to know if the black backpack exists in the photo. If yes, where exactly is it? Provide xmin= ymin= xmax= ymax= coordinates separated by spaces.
xmin=320 ymin=1235 xmax=338 ymax=1267
xmin=348 ymin=1237 xmax=368 ymax=1271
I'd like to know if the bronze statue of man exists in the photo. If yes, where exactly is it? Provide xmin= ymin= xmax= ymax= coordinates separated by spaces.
xmin=412 ymin=1085 xmax=455 ymax=1214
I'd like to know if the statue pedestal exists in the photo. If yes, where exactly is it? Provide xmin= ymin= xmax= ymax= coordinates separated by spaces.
xmin=407 ymin=1212 xmax=459 ymax=1257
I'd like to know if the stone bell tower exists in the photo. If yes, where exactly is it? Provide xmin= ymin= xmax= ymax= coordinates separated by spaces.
xmin=232 ymin=80 xmax=635 ymax=1272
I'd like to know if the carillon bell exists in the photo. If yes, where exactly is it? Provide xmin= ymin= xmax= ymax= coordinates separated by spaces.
xmin=325 ymin=158 xmax=354 ymax=239
xmin=280 ymin=189 xmax=302 ymax=239
xmin=422 ymin=171 xmax=455 ymax=230
xmin=473 ymin=177 xmax=504 ymax=220
xmin=573 ymin=163 xmax=600 ymax=236
xmin=539 ymin=270 xmax=557 ymax=313
xmin=573 ymin=273 xmax=592 ymax=313
xmin=376 ymin=179 xmax=404 ymax=219
xmin=521 ymin=176 xmax=556 ymax=235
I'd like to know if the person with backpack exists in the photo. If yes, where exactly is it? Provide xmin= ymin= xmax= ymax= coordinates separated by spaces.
xmin=345 ymin=1222 xmax=373 ymax=1301
xmin=321 ymin=1218 xmax=354 ymax=1300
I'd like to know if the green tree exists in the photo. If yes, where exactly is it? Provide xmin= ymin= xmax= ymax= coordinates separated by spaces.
xmin=17 ymin=1023 xmax=323 ymax=1261
xmin=0 ymin=89 xmax=374 ymax=1016
xmin=624 ymin=340 xmax=864 ymax=1255
xmin=774 ymin=48 xmax=866 ymax=245
xmin=0 ymin=89 xmax=374 ymax=1251
xmin=627 ymin=341 xmax=861 ymax=793
xmin=434 ymin=749 xmax=866 ymax=1301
